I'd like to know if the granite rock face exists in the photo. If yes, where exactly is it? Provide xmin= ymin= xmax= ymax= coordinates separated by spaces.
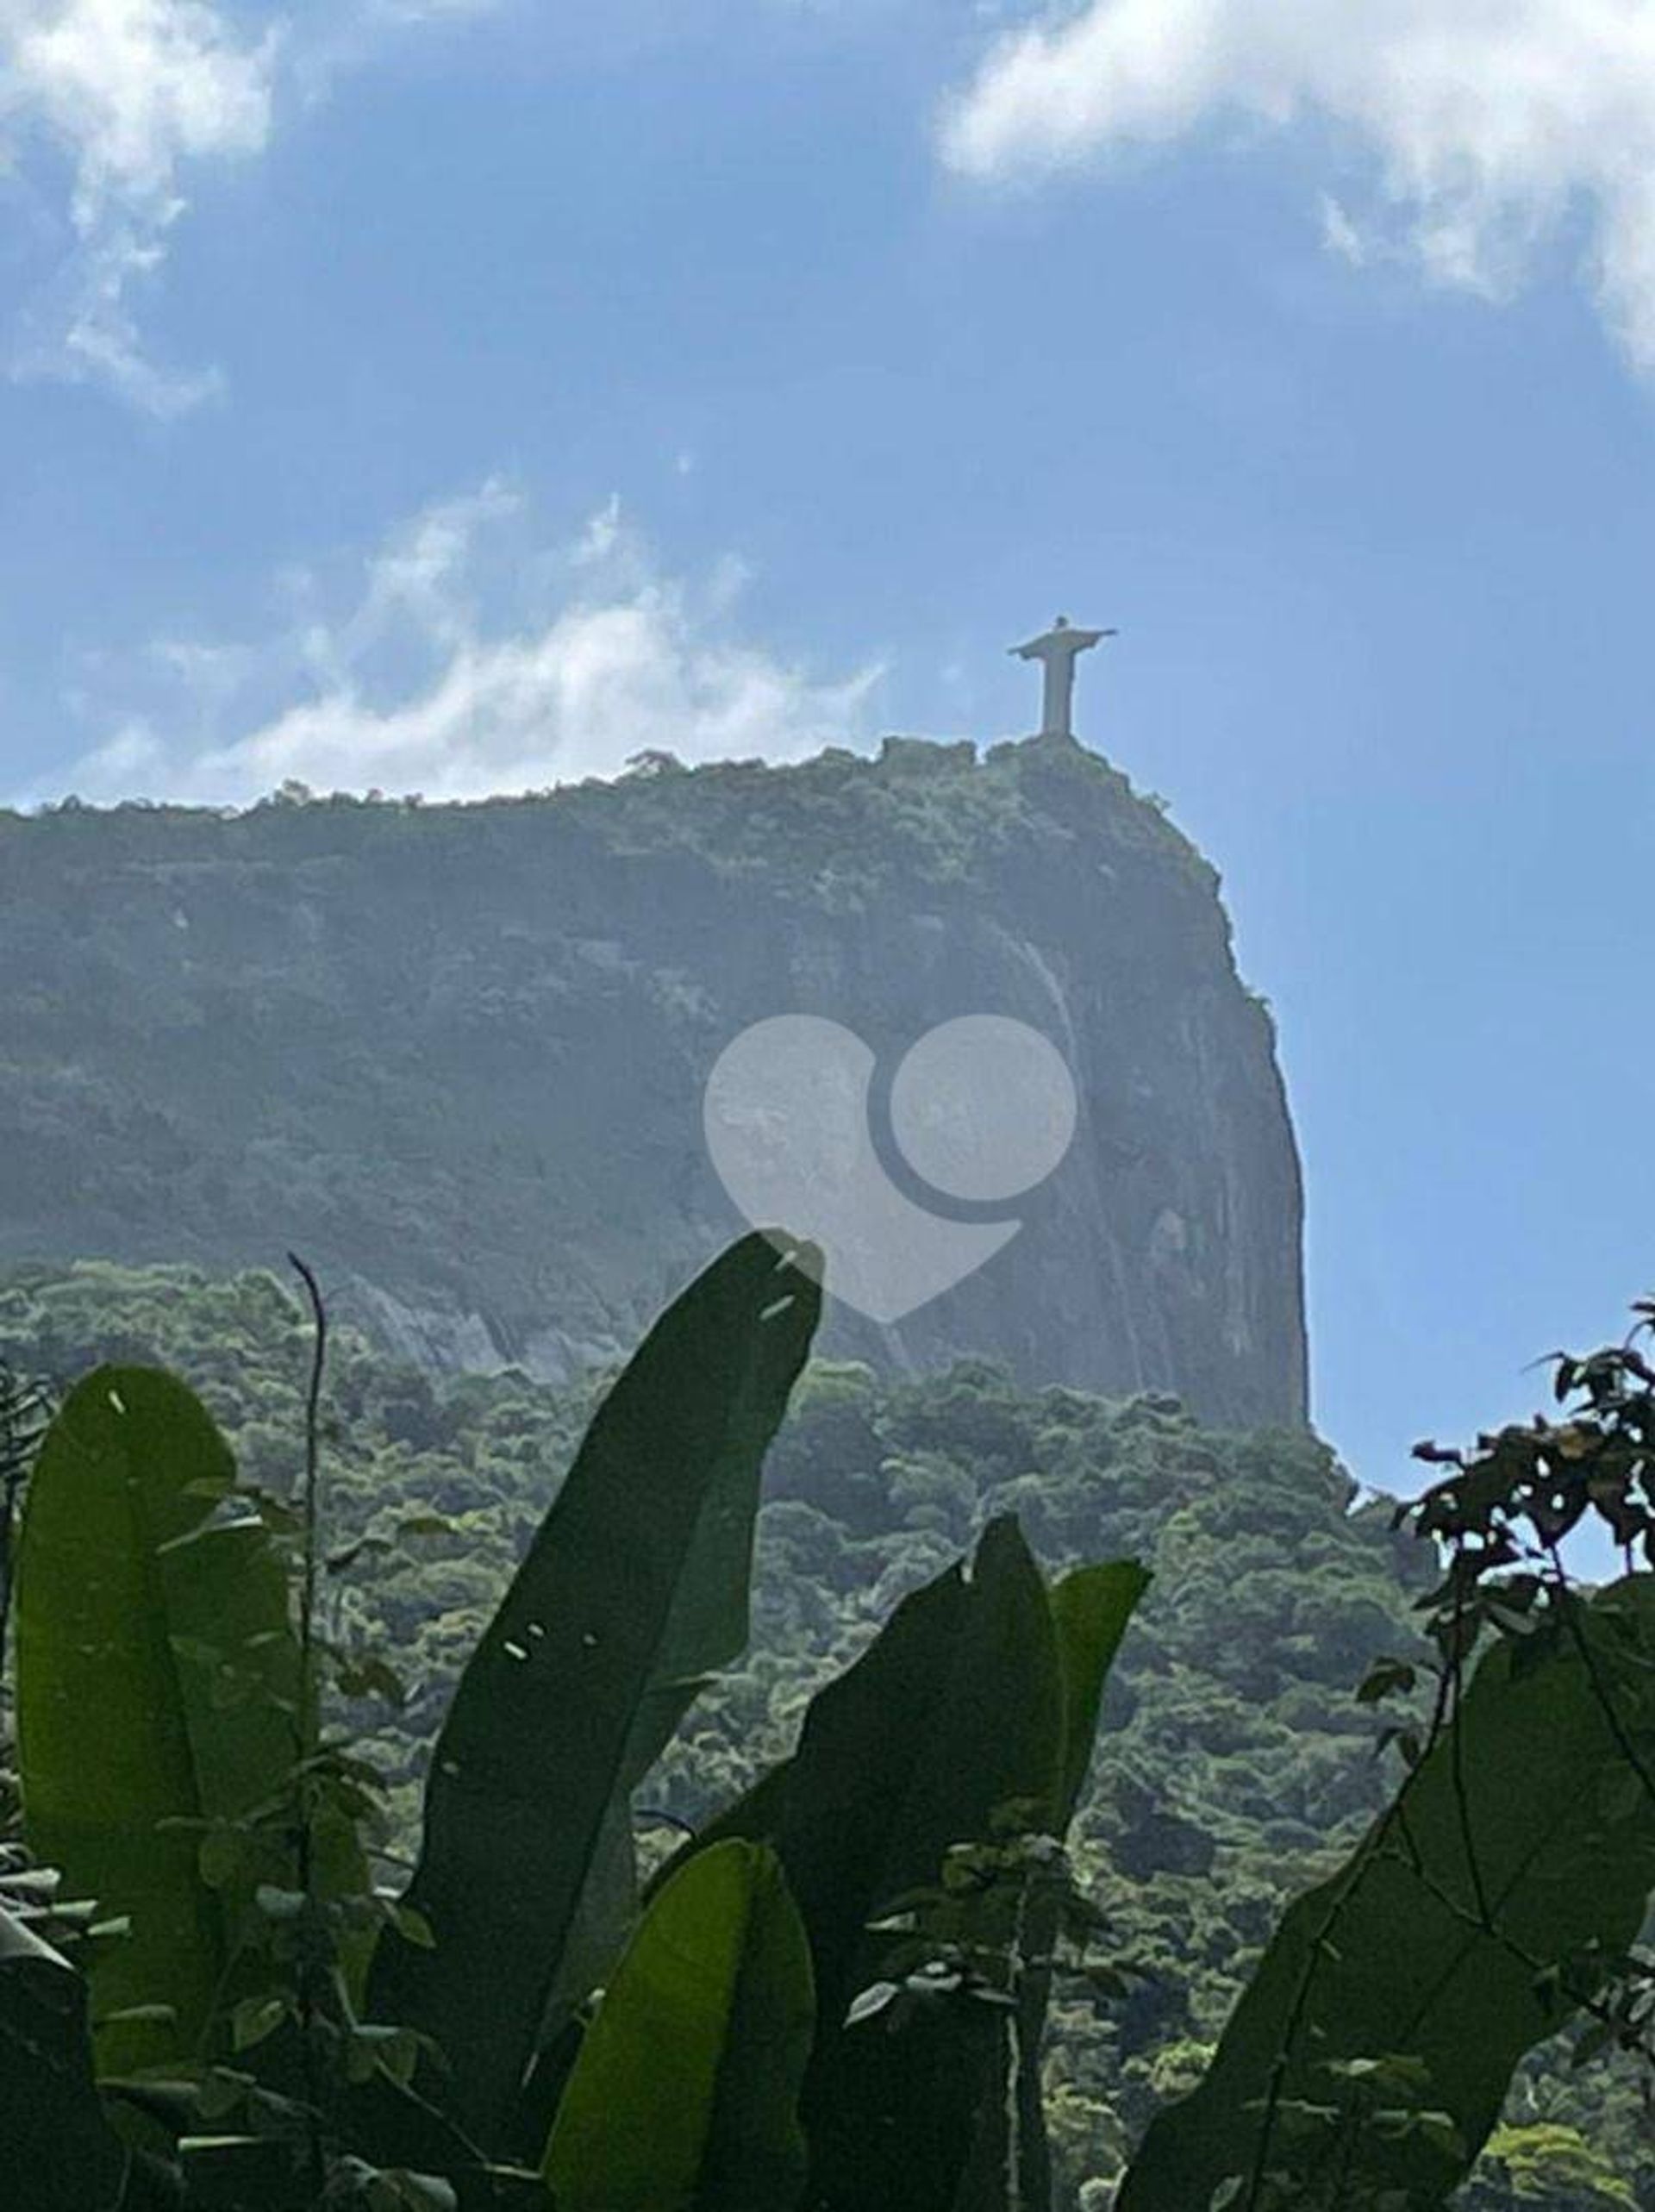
xmin=0 ymin=735 xmax=1307 ymax=1426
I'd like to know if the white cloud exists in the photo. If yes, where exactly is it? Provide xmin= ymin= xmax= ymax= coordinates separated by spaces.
xmin=1319 ymin=192 xmax=1369 ymax=271
xmin=0 ymin=0 xmax=506 ymax=409
xmin=37 ymin=485 xmax=886 ymax=804
xmin=1 ymin=0 xmax=278 ymax=408
xmin=1 ymin=0 xmax=276 ymax=203
xmin=940 ymin=0 xmax=1655 ymax=369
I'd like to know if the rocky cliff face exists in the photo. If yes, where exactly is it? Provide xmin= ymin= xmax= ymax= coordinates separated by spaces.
xmin=0 ymin=734 xmax=1307 ymax=1426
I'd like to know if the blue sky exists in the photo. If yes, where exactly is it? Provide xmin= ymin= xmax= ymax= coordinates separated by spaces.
xmin=3 ymin=0 xmax=1654 ymax=1515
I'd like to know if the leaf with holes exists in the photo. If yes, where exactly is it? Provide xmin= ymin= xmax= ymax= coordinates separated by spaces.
xmin=366 ymin=1232 xmax=821 ymax=2152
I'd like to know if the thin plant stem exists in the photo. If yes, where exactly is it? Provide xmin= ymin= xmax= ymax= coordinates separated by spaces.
xmin=288 ymin=1252 xmax=330 ymax=2195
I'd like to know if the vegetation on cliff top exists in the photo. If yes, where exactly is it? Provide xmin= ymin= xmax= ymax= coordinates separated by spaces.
xmin=0 ymin=732 xmax=1218 ymax=904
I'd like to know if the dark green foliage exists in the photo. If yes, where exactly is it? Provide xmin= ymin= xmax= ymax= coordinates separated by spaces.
xmin=0 ymin=1904 xmax=129 ymax=2212
xmin=542 ymin=1840 xmax=814 ymax=2212
xmin=0 ymin=1362 xmax=52 ymax=1656
xmin=1 ymin=1240 xmax=1159 ymax=2210
xmin=4 ymin=1240 xmax=837 ymax=2206
xmin=365 ymin=1231 xmax=822 ymax=2151
xmin=0 ymin=1265 xmax=1477 ymax=2199
xmin=9 ymin=1260 xmax=1655 ymax=2208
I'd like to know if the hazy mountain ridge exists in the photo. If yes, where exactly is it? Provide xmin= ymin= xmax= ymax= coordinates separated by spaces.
xmin=0 ymin=733 xmax=1305 ymax=1423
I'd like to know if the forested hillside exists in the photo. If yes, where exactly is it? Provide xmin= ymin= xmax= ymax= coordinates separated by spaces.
xmin=3 ymin=1258 xmax=1644 ymax=2207
xmin=0 ymin=736 xmax=1305 ymax=1425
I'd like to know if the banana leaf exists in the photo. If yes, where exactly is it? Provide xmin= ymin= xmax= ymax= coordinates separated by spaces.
xmin=1050 ymin=1560 xmax=1152 ymax=1822
xmin=16 ymin=1368 xmax=301 ymax=2074
xmin=366 ymin=1231 xmax=821 ymax=2150
xmin=542 ymin=1840 xmax=814 ymax=2212
xmin=1117 ymin=1577 xmax=1655 ymax=2210
xmin=663 ymin=1516 xmax=1071 ymax=2211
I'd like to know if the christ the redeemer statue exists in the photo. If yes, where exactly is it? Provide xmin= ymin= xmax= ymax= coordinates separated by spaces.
xmin=1011 ymin=615 xmax=1115 ymax=739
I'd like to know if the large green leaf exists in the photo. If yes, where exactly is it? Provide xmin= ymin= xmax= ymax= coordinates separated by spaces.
xmin=366 ymin=1231 xmax=821 ymax=2150
xmin=668 ymin=1515 xmax=1068 ymax=2212
xmin=798 ymin=1519 xmax=1064 ymax=2025
xmin=1117 ymin=1577 xmax=1655 ymax=2211
xmin=0 ymin=1906 xmax=128 ymax=2212
xmin=1049 ymin=1561 xmax=1151 ymax=1823
xmin=542 ymin=1840 xmax=814 ymax=2212
xmin=16 ymin=1368 xmax=301 ymax=2074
